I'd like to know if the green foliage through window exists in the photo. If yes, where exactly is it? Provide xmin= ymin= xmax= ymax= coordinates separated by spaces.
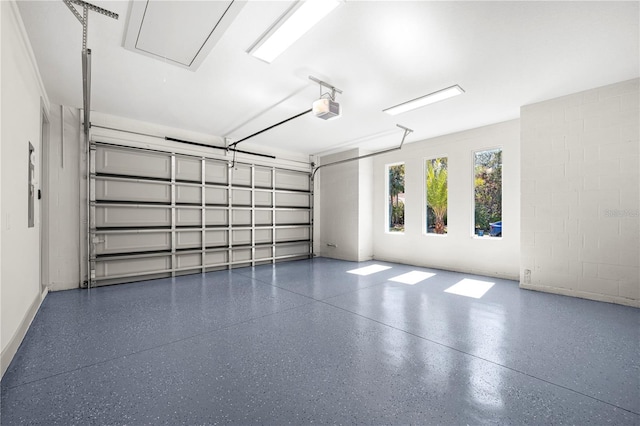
xmin=474 ymin=149 xmax=502 ymax=236
xmin=388 ymin=164 xmax=405 ymax=232
xmin=426 ymin=158 xmax=448 ymax=234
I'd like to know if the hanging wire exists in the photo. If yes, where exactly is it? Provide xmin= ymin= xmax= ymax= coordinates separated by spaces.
xmin=319 ymin=90 xmax=336 ymax=100
xmin=231 ymin=146 xmax=238 ymax=169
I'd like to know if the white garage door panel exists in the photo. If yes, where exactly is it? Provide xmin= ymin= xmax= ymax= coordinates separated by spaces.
xmin=205 ymin=209 xmax=228 ymax=226
xmin=231 ymin=189 xmax=251 ymax=206
xmin=255 ymin=191 xmax=272 ymax=206
xmin=275 ymin=243 xmax=310 ymax=258
xmin=205 ymin=250 xmax=228 ymax=266
xmin=176 ymin=156 xmax=202 ymax=182
xmin=206 ymin=230 xmax=228 ymax=246
xmin=275 ymin=210 xmax=310 ymax=225
xmin=97 ymin=146 xmax=171 ymax=179
xmin=205 ymin=187 xmax=228 ymax=205
xmin=255 ymin=229 xmax=272 ymax=244
xmin=232 ymin=229 xmax=251 ymax=245
xmin=96 ymin=179 xmax=171 ymax=203
xmin=275 ymin=192 xmax=310 ymax=208
xmin=96 ymin=205 xmax=171 ymax=228
xmin=90 ymin=142 xmax=311 ymax=286
xmin=232 ymin=249 xmax=251 ymax=262
xmin=176 ymin=231 xmax=201 ymax=249
xmin=255 ymin=210 xmax=272 ymax=225
xmin=232 ymin=210 xmax=251 ymax=225
xmin=177 ymin=253 xmax=201 ymax=269
xmin=176 ymin=185 xmax=202 ymax=204
xmin=96 ymin=232 xmax=171 ymax=255
xmin=275 ymin=169 xmax=309 ymax=191
xmin=176 ymin=208 xmax=201 ymax=226
xmin=255 ymin=167 xmax=272 ymax=187
xmin=95 ymin=256 xmax=171 ymax=278
xmin=205 ymin=160 xmax=228 ymax=184
xmin=255 ymin=247 xmax=272 ymax=260
xmin=231 ymin=164 xmax=251 ymax=186
xmin=276 ymin=227 xmax=310 ymax=242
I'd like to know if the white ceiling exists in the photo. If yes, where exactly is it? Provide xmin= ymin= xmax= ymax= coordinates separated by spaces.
xmin=17 ymin=1 xmax=640 ymax=156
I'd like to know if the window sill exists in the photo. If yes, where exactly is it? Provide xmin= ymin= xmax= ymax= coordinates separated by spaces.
xmin=472 ymin=235 xmax=503 ymax=240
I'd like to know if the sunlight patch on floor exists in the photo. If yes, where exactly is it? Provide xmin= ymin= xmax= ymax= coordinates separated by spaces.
xmin=347 ymin=265 xmax=392 ymax=276
xmin=389 ymin=271 xmax=435 ymax=285
xmin=444 ymin=278 xmax=495 ymax=298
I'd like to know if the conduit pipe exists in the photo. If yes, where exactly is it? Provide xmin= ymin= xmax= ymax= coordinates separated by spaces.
xmin=311 ymin=124 xmax=413 ymax=180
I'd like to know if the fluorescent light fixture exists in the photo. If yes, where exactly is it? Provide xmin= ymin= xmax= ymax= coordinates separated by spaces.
xmin=249 ymin=0 xmax=342 ymax=63
xmin=347 ymin=265 xmax=392 ymax=276
xmin=383 ymin=85 xmax=465 ymax=116
xmin=389 ymin=271 xmax=436 ymax=285
xmin=444 ymin=278 xmax=494 ymax=299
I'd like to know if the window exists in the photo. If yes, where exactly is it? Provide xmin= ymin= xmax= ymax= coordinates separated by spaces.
xmin=387 ymin=163 xmax=405 ymax=233
xmin=425 ymin=157 xmax=448 ymax=234
xmin=474 ymin=148 xmax=502 ymax=237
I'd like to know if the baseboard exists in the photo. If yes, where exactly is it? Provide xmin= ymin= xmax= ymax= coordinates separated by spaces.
xmin=1 ymin=287 xmax=48 ymax=378
xmin=317 ymin=252 xmax=361 ymax=262
xmin=372 ymin=255 xmax=520 ymax=281
xmin=520 ymin=283 xmax=640 ymax=308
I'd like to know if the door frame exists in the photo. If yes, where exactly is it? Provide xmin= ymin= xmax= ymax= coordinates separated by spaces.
xmin=39 ymin=100 xmax=50 ymax=293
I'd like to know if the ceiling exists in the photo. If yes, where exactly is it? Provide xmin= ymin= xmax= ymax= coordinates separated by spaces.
xmin=17 ymin=1 xmax=640 ymax=157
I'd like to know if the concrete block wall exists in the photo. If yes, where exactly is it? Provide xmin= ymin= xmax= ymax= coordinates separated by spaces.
xmin=520 ymin=78 xmax=640 ymax=307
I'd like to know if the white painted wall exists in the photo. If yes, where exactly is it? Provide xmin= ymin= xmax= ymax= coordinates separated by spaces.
xmin=315 ymin=149 xmax=359 ymax=260
xmin=1 ymin=0 xmax=50 ymax=376
xmin=0 ymin=0 xmax=3 ymax=375
xmin=0 ymin=0 xmax=4 ymax=375
xmin=313 ymin=148 xmax=373 ymax=261
xmin=372 ymin=120 xmax=521 ymax=280
xmin=358 ymin=155 xmax=373 ymax=261
xmin=46 ymin=106 xmax=81 ymax=291
xmin=520 ymin=79 xmax=640 ymax=307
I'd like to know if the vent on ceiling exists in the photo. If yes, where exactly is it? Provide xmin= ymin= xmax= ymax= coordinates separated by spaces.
xmin=123 ymin=0 xmax=245 ymax=70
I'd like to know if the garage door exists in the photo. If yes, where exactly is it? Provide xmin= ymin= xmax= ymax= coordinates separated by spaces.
xmin=88 ymin=142 xmax=312 ymax=286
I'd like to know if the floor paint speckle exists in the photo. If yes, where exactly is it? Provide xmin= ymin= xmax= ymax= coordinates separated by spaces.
xmin=2 ymin=258 xmax=638 ymax=424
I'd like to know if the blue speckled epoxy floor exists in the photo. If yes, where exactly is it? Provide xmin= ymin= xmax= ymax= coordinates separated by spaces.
xmin=1 ymin=258 xmax=639 ymax=425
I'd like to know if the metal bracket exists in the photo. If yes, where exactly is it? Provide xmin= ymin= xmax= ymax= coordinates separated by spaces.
xmin=64 ymin=0 xmax=118 ymax=19
xmin=62 ymin=0 xmax=118 ymax=53
xmin=309 ymin=75 xmax=342 ymax=101
xmin=61 ymin=0 xmax=118 ymax=135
